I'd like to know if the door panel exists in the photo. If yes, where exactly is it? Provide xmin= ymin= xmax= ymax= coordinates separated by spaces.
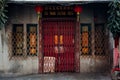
xmin=58 ymin=21 xmax=74 ymax=72
xmin=43 ymin=19 xmax=75 ymax=72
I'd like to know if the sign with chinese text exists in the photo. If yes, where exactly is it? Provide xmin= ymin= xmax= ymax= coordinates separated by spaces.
xmin=43 ymin=6 xmax=75 ymax=18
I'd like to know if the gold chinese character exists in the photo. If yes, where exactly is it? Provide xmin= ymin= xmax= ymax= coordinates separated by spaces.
xmin=50 ymin=11 xmax=56 ymax=15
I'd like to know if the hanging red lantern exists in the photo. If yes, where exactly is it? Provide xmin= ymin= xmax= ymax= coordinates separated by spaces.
xmin=35 ymin=6 xmax=43 ymax=19
xmin=74 ymin=6 xmax=82 ymax=21
xmin=74 ymin=6 xmax=83 ymax=14
xmin=35 ymin=6 xmax=43 ymax=14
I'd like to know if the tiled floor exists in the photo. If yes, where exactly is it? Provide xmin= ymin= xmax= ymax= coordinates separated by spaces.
xmin=0 ymin=73 xmax=111 ymax=80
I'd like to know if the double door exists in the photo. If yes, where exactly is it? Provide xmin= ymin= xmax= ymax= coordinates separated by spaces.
xmin=43 ymin=19 xmax=75 ymax=72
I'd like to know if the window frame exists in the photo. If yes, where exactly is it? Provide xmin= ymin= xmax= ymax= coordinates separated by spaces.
xmin=26 ymin=24 xmax=38 ymax=56
xmin=11 ymin=24 xmax=38 ymax=57
xmin=94 ymin=23 xmax=106 ymax=56
xmin=80 ymin=23 xmax=92 ymax=55
xmin=12 ymin=24 xmax=24 ymax=56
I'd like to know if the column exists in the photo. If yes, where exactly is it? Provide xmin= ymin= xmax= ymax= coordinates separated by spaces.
xmin=35 ymin=6 xmax=43 ymax=73
xmin=74 ymin=6 xmax=82 ymax=72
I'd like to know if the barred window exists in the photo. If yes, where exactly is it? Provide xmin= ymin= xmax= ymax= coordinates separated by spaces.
xmin=81 ymin=24 xmax=91 ymax=55
xmin=12 ymin=24 xmax=24 ymax=56
xmin=95 ymin=24 xmax=105 ymax=55
xmin=12 ymin=24 xmax=37 ymax=56
xmin=27 ymin=24 xmax=37 ymax=56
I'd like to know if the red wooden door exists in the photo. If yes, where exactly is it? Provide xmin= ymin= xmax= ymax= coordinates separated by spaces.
xmin=43 ymin=19 xmax=75 ymax=72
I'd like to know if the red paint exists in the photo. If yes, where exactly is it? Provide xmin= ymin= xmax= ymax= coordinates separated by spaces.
xmin=112 ymin=68 xmax=120 ymax=73
xmin=74 ymin=6 xmax=83 ymax=13
xmin=43 ymin=19 xmax=75 ymax=72
xmin=113 ymin=48 xmax=119 ymax=67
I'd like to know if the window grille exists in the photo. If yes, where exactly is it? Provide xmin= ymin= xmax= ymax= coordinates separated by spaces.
xmin=12 ymin=24 xmax=24 ymax=56
xmin=81 ymin=24 xmax=91 ymax=55
xmin=95 ymin=24 xmax=105 ymax=55
xmin=27 ymin=24 xmax=37 ymax=56
xmin=12 ymin=24 xmax=37 ymax=56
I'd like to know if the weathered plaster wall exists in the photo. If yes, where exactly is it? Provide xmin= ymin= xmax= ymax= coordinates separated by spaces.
xmin=0 ymin=3 xmax=112 ymax=74
xmin=80 ymin=6 xmax=95 ymax=73
xmin=80 ymin=5 xmax=111 ymax=73
xmin=80 ymin=6 xmax=93 ymax=23
xmin=0 ymin=4 xmax=39 ymax=75
xmin=0 ymin=28 xmax=9 ymax=72
xmin=0 ymin=30 xmax=3 ymax=71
